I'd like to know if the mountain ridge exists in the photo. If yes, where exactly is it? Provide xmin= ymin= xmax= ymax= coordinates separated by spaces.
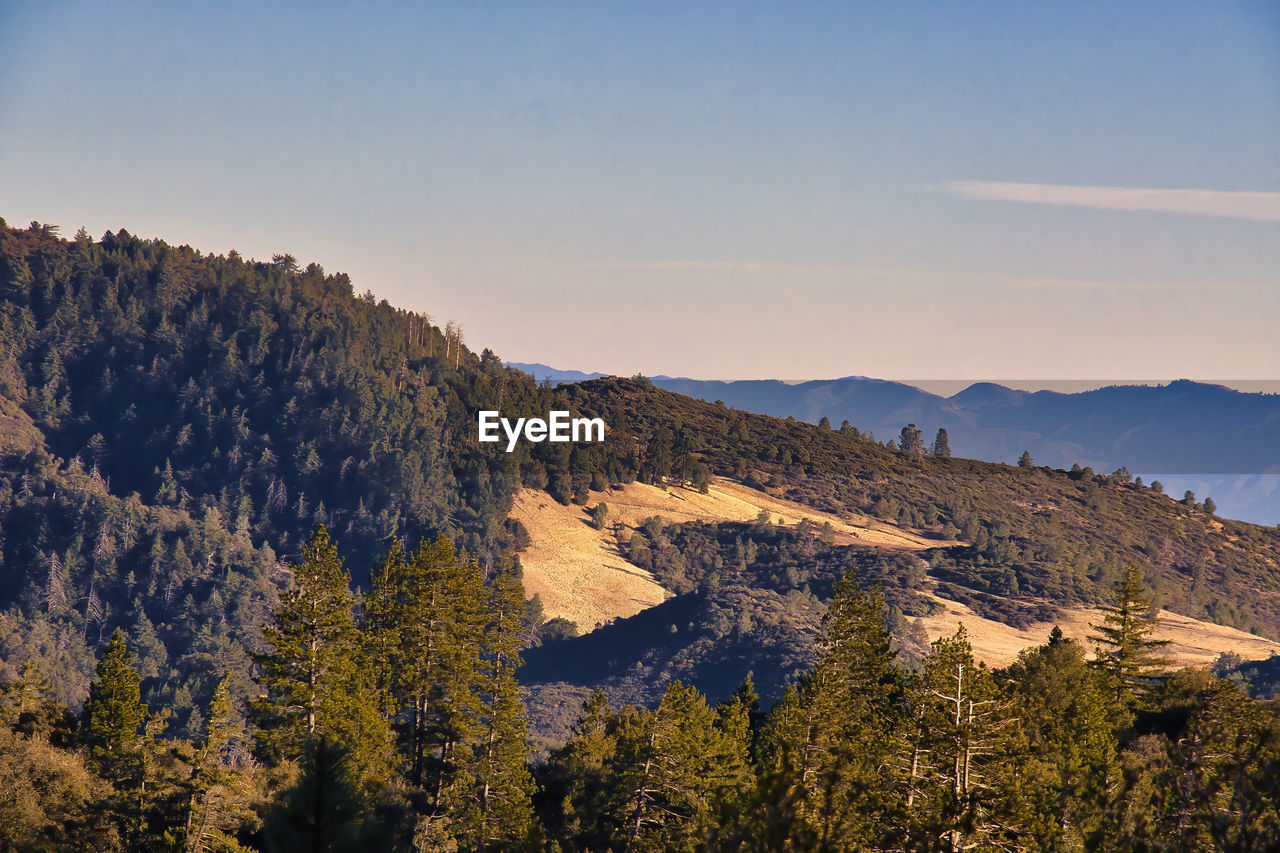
xmin=512 ymin=362 xmax=1280 ymax=523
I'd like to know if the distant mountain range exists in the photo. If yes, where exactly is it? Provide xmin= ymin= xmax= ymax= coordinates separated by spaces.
xmin=509 ymin=363 xmax=1280 ymax=525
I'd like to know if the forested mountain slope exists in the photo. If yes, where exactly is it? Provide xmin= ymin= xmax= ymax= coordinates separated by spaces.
xmin=522 ymin=362 xmax=1280 ymax=477
xmin=0 ymin=220 xmax=626 ymax=723
xmin=3 ymin=218 xmax=1280 ymax=729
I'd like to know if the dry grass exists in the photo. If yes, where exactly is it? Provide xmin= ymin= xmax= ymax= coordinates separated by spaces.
xmin=919 ymin=594 xmax=1280 ymax=668
xmin=513 ymin=477 xmax=949 ymax=633
xmin=516 ymin=477 xmax=1277 ymax=670
xmin=603 ymin=477 xmax=947 ymax=549
xmin=512 ymin=490 xmax=669 ymax=632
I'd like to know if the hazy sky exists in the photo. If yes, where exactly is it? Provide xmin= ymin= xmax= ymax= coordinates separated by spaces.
xmin=2 ymin=1 xmax=1277 ymax=381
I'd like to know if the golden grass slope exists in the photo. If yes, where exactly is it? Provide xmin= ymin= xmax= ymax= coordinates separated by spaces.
xmin=512 ymin=489 xmax=669 ymax=632
xmin=919 ymin=593 xmax=1280 ymax=668
xmin=513 ymin=477 xmax=949 ymax=631
xmin=602 ymin=477 xmax=947 ymax=549
xmin=514 ymin=478 xmax=1280 ymax=669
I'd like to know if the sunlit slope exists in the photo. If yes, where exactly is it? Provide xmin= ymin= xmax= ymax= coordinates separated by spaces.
xmin=566 ymin=378 xmax=1280 ymax=640
xmin=515 ymin=476 xmax=1280 ymax=668
xmin=919 ymin=594 xmax=1280 ymax=668
xmin=513 ymin=477 xmax=950 ymax=630
xmin=512 ymin=488 xmax=669 ymax=631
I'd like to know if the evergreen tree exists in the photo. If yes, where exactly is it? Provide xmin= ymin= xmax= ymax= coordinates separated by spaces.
xmin=261 ymin=738 xmax=375 ymax=853
xmin=85 ymin=630 xmax=148 ymax=782
xmin=457 ymin=558 xmax=535 ymax=850
xmin=898 ymin=424 xmax=925 ymax=455
xmin=251 ymin=527 xmax=390 ymax=786
xmin=1002 ymin=628 xmax=1121 ymax=852
xmin=615 ymin=681 xmax=751 ymax=852
xmin=705 ymin=752 xmax=819 ymax=853
xmin=84 ymin=629 xmax=152 ymax=846
xmin=1090 ymin=564 xmax=1172 ymax=705
xmin=366 ymin=534 xmax=485 ymax=815
xmin=1148 ymin=673 xmax=1280 ymax=851
xmin=540 ymin=690 xmax=618 ymax=850
xmin=1019 ymin=450 xmax=1034 ymax=468
xmin=645 ymin=427 xmax=674 ymax=484
xmin=184 ymin=673 xmax=260 ymax=853
xmin=904 ymin=627 xmax=1022 ymax=852
xmin=716 ymin=675 xmax=761 ymax=769
xmin=932 ymin=428 xmax=951 ymax=458
xmin=753 ymin=581 xmax=906 ymax=847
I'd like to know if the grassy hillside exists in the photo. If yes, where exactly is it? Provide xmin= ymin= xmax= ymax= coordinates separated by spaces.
xmin=561 ymin=377 xmax=1280 ymax=637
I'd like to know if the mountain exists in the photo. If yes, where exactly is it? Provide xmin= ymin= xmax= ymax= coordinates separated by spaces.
xmin=506 ymin=362 xmax=607 ymax=383
xmin=5 ymin=221 xmax=1280 ymax=721
xmin=0 ymin=222 xmax=637 ymax=722
xmin=9 ymin=222 xmax=1280 ymax=849
xmin=514 ymin=364 xmax=1280 ymax=524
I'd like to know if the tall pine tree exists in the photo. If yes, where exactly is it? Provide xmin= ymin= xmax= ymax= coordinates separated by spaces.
xmin=251 ymin=526 xmax=390 ymax=787
xmin=84 ymin=629 xmax=152 ymax=847
xmin=1090 ymin=563 xmax=1172 ymax=705
xmin=904 ymin=626 xmax=1023 ymax=852
xmin=757 ymin=579 xmax=905 ymax=848
xmin=366 ymin=533 xmax=486 ymax=817
xmin=457 ymin=557 xmax=535 ymax=850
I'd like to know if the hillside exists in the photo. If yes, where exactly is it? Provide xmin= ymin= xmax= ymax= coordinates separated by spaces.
xmin=0 ymin=220 xmax=629 ymax=722
xmin=512 ymin=487 xmax=669 ymax=630
xmin=520 ymin=363 xmax=1280 ymax=525
xmin=512 ymin=476 xmax=1280 ymax=672
xmin=515 ymin=476 xmax=944 ymax=630
xmin=10 ymin=222 xmax=1280 ymax=850
xmin=5 ymin=219 xmax=1280 ymax=727
xmin=548 ymin=377 xmax=1280 ymax=636
xmin=523 ymin=364 xmax=1280 ymax=477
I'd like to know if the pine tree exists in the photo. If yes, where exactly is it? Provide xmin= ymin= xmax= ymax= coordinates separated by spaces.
xmin=715 ymin=675 xmax=761 ymax=768
xmin=251 ymin=526 xmax=390 ymax=786
xmin=541 ymin=691 xmax=618 ymax=850
xmin=84 ymin=630 xmax=148 ymax=784
xmin=1147 ymin=673 xmax=1280 ymax=851
xmin=904 ymin=626 xmax=1022 ymax=852
xmin=615 ymin=681 xmax=751 ymax=852
xmin=84 ymin=629 xmax=152 ymax=846
xmin=184 ymin=673 xmax=260 ymax=853
xmin=1002 ymin=628 xmax=1121 ymax=852
xmin=899 ymin=424 xmax=925 ymax=455
xmin=366 ymin=533 xmax=486 ymax=814
xmin=261 ymin=738 xmax=373 ymax=853
xmin=457 ymin=558 xmax=535 ymax=850
xmin=757 ymin=580 xmax=905 ymax=848
xmin=932 ymin=428 xmax=952 ymax=458
xmin=1090 ymin=564 xmax=1172 ymax=705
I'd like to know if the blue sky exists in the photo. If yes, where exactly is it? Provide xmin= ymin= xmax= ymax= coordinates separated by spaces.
xmin=2 ymin=1 xmax=1277 ymax=380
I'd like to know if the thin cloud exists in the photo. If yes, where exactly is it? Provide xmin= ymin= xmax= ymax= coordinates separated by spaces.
xmin=944 ymin=181 xmax=1280 ymax=221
